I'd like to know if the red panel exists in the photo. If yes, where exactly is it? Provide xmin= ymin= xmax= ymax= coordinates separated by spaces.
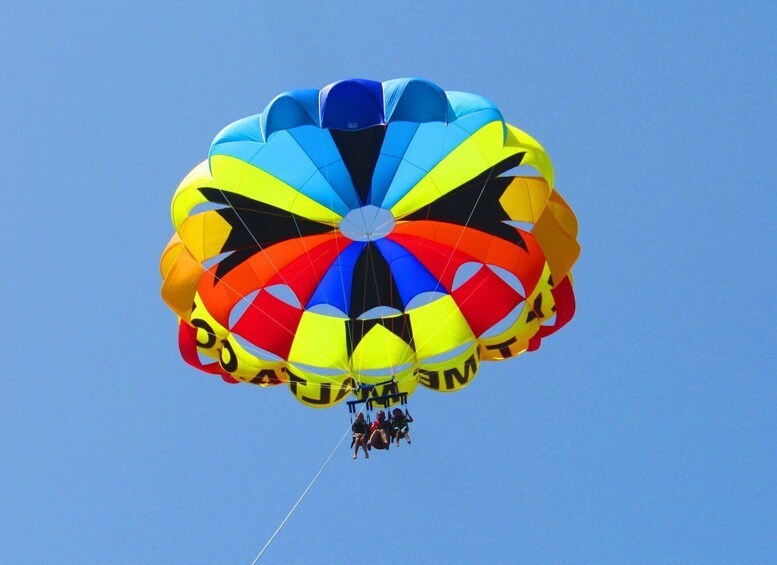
xmin=231 ymin=291 xmax=303 ymax=360
xmin=198 ymin=233 xmax=343 ymax=327
xmin=388 ymin=221 xmax=545 ymax=295
xmin=177 ymin=321 xmax=238 ymax=383
xmin=266 ymin=236 xmax=348 ymax=305
xmin=528 ymin=276 xmax=576 ymax=351
xmin=452 ymin=267 xmax=523 ymax=337
xmin=387 ymin=234 xmax=476 ymax=291
xmin=391 ymin=221 xmax=545 ymax=296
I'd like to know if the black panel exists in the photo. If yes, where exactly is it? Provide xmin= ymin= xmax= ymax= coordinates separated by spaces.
xmin=198 ymin=187 xmax=334 ymax=279
xmin=348 ymin=242 xmax=404 ymax=319
xmin=330 ymin=125 xmax=386 ymax=205
xmin=403 ymin=153 xmax=528 ymax=250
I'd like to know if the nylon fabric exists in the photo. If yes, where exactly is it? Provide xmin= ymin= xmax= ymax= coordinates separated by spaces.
xmin=160 ymin=78 xmax=580 ymax=408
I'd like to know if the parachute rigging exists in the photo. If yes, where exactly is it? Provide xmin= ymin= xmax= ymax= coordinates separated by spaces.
xmin=160 ymin=78 xmax=580 ymax=408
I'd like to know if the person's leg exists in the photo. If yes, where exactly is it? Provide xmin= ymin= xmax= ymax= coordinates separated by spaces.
xmin=370 ymin=429 xmax=389 ymax=450
xmin=353 ymin=436 xmax=360 ymax=459
xmin=405 ymin=430 xmax=411 ymax=444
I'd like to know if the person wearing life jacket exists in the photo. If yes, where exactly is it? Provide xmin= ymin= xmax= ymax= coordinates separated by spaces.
xmin=391 ymin=408 xmax=413 ymax=447
xmin=367 ymin=410 xmax=391 ymax=450
xmin=351 ymin=412 xmax=370 ymax=459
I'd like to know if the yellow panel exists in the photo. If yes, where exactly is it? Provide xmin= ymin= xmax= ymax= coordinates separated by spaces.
xmin=160 ymin=236 xmax=203 ymax=322
xmin=350 ymin=322 xmax=416 ymax=371
xmin=286 ymin=364 xmax=352 ymax=408
xmin=210 ymin=155 xmax=343 ymax=224
xmin=160 ymin=234 xmax=183 ymax=279
xmin=416 ymin=342 xmax=480 ymax=392
xmin=170 ymin=160 xmax=215 ymax=230
xmin=532 ymin=194 xmax=581 ymax=283
xmin=188 ymin=294 xmax=230 ymax=360
xmin=504 ymin=124 xmax=554 ymax=189
xmin=478 ymin=303 xmax=538 ymax=361
xmin=219 ymin=333 xmax=285 ymax=382
xmin=178 ymin=211 xmax=232 ymax=263
xmin=549 ymin=192 xmax=579 ymax=236
xmin=170 ymin=156 xmax=343 ymax=234
xmin=408 ymin=295 xmax=475 ymax=360
xmin=391 ymin=121 xmax=521 ymax=218
xmin=288 ymin=311 xmax=348 ymax=371
xmin=499 ymin=176 xmax=551 ymax=223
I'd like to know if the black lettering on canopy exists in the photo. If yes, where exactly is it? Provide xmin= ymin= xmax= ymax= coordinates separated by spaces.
xmin=219 ymin=339 xmax=238 ymax=373
xmin=526 ymin=294 xmax=544 ymax=323
xmin=416 ymin=368 xmax=439 ymax=389
xmin=250 ymin=369 xmax=284 ymax=386
xmin=349 ymin=242 xmax=404 ymax=319
xmin=286 ymin=367 xmax=351 ymax=405
xmin=403 ymin=153 xmax=528 ymax=250
xmin=329 ymin=125 xmax=386 ymax=205
xmin=287 ymin=368 xmax=305 ymax=395
xmin=191 ymin=318 xmax=217 ymax=349
xmin=442 ymin=353 xmax=479 ymax=390
xmin=485 ymin=336 xmax=518 ymax=358
xmin=198 ymin=188 xmax=334 ymax=279
xmin=353 ymin=381 xmax=401 ymax=402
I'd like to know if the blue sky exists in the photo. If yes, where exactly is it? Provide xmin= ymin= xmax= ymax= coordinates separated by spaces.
xmin=3 ymin=2 xmax=776 ymax=563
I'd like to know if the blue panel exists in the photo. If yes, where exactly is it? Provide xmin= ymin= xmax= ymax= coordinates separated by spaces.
xmin=261 ymin=89 xmax=320 ymax=139
xmin=379 ymin=121 xmax=419 ymax=158
xmin=209 ymin=115 xmax=265 ymax=162
xmin=306 ymin=242 xmax=366 ymax=312
xmin=320 ymin=79 xmax=384 ymax=130
xmin=243 ymin=130 xmax=349 ymax=215
xmin=379 ymin=121 xmax=472 ymax=209
xmin=375 ymin=239 xmax=443 ymax=304
xmin=384 ymin=78 xmax=451 ymax=123
xmin=380 ymin=160 xmax=428 ymax=211
xmin=451 ymin=109 xmax=505 ymax=135
xmin=402 ymin=122 xmax=449 ymax=165
xmin=297 ymin=170 xmax=351 ymax=216
xmin=369 ymin=121 xmax=418 ymax=206
xmin=247 ymin=130 xmax=317 ymax=186
xmin=287 ymin=125 xmax=342 ymax=165
xmin=209 ymin=140 xmax=265 ymax=165
xmin=369 ymin=154 xmax=402 ymax=206
xmin=446 ymin=91 xmax=502 ymax=121
xmin=289 ymin=126 xmax=360 ymax=210
xmin=378 ymin=106 xmax=509 ymax=209
xmin=446 ymin=91 xmax=506 ymax=139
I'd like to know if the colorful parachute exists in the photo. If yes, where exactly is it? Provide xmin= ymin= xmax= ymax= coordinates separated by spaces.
xmin=160 ymin=78 xmax=580 ymax=408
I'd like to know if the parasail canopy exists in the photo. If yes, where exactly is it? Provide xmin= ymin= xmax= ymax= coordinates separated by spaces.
xmin=160 ymin=78 xmax=580 ymax=408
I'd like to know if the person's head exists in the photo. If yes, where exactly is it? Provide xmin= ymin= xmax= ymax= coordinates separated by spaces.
xmin=356 ymin=413 xmax=364 ymax=422
xmin=376 ymin=410 xmax=385 ymax=420
xmin=393 ymin=408 xmax=403 ymax=418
